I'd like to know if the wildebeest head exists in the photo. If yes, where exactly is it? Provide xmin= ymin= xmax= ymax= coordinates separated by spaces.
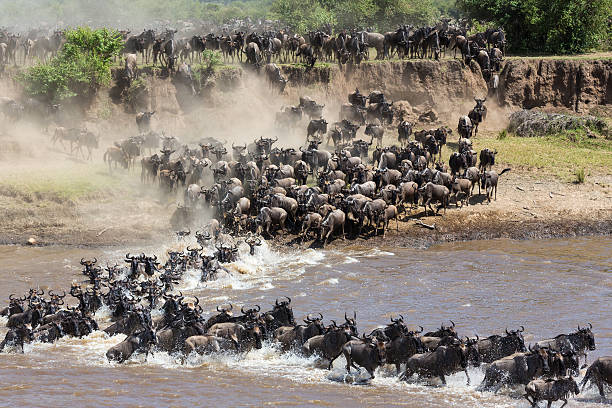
xmin=271 ymin=296 xmax=295 ymax=326
xmin=344 ymin=311 xmax=358 ymax=336
xmin=505 ymin=326 xmax=526 ymax=352
xmin=577 ymin=323 xmax=596 ymax=351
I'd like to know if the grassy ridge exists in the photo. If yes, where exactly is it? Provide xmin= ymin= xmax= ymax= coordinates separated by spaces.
xmin=473 ymin=130 xmax=612 ymax=181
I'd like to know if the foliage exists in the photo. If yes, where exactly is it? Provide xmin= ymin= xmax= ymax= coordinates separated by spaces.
xmin=124 ymin=77 xmax=148 ymax=107
xmin=457 ymin=0 xmax=612 ymax=54
xmin=271 ymin=0 xmax=335 ymax=33
xmin=575 ymin=168 xmax=585 ymax=183
xmin=19 ymin=27 xmax=123 ymax=103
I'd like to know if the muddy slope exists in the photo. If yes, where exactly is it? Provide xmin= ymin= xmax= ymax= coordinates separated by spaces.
xmin=280 ymin=58 xmax=611 ymax=112
xmin=499 ymin=59 xmax=612 ymax=111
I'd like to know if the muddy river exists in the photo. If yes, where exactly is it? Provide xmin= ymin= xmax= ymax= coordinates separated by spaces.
xmin=0 ymin=237 xmax=610 ymax=407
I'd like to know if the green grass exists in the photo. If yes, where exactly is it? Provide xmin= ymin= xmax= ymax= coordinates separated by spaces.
xmin=474 ymin=129 xmax=612 ymax=181
xmin=0 ymin=162 xmax=133 ymax=201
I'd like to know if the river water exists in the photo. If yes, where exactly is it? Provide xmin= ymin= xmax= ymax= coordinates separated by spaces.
xmin=0 ymin=237 xmax=610 ymax=407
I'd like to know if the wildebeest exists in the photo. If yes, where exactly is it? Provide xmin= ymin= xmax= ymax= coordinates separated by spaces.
xmin=136 ymin=111 xmax=155 ymax=133
xmin=264 ymin=63 xmax=288 ymax=93
xmin=479 ymin=345 xmax=550 ymax=391
xmin=536 ymin=324 xmax=596 ymax=366
xmin=479 ymin=148 xmax=496 ymax=171
xmin=475 ymin=327 xmax=526 ymax=363
xmin=481 ymin=168 xmax=511 ymax=202
xmin=333 ymin=337 xmax=387 ymax=379
xmin=525 ymin=377 xmax=580 ymax=408
xmin=401 ymin=339 xmax=479 ymax=385
xmin=103 ymin=146 xmax=129 ymax=171
xmin=397 ymin=121 xmax=414 ymax=147
xmin=468 ymin=98 xmax=487 ymax=134
xmin=365 ymin=123 xmax=384 ymax=147
xmin=580 ymin=356 xmax=612 ymax=399
xmin=320 ymin=209 xmax=346 ymax=245
xmin=419 ymin=182 xmax=449 ymax=215
xmin=307 ymin=119 xmax=328 ymax=140
xmin=255 ymin=207 xmax=287 ymax=236
xmin=457 ymin=115 xmax=473 ymax=140
xmin=106 ymin=327 xmax=156 ymax=363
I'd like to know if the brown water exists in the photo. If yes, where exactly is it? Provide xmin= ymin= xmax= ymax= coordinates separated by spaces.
xmin=0 ymin=237 xmax=610 ymax=407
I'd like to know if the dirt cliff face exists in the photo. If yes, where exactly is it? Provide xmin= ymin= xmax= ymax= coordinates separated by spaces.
xmin=498 ymin=59 xmax=612 ymax=112
xmin=282 ymin=60 xmax=489 ymax=117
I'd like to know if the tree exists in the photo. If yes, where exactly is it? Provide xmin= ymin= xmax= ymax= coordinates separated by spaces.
xmin=271 ymin=0 xmax=335 ymax=33
xmin=458 ymin=0 xmax=611 ymax=54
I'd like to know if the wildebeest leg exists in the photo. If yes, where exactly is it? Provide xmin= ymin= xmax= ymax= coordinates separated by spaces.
xmin=523 ymin=394 xmax=535 ymax=407
xmin=558 ymin=399 xmax=567 ymax=408
xmin=329 ymin=351 xmax=342 ymax=370
xmin=464 ymin=369 xmax=471 ymax=385
xmin=439 ymin=374 xmax=446 ymax=385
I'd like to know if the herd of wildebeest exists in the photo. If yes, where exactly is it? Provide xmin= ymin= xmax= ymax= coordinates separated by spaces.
xmin=0 ymin=248 xmax=610 ymax=406
xmin=0 ymin=17 xmax=503 ymax=89
xmin=91 ymin=89 xmax=504 ymax=246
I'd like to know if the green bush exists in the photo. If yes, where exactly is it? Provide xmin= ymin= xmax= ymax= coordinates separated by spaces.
xmin=19 ymin=27 xmax=123 ymax=103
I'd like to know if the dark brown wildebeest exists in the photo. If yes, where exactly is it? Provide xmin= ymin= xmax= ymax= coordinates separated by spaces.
xmin=536 ymin=324 xmax=596 ymax=366
xmin=402 ymin=338 xmax=480 ymax=385
xmin=525 ymin=377 xmax=580 ymax=408
xmin=479 ymin=345 xmax=550 ymax=391
xmin=397 ymin=121 xmax=414 ymax=147
xmin=307 ymin=118 xmax=328 ymax=140
xmin=580 ymin=357 xmax=612 ymax=399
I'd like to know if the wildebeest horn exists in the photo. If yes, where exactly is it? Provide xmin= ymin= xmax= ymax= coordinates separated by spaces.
xmin=284 ymin=296 xmax=291 ymax=304
xmin=399 ymin=314 xmax=404 ymax=321
xmin=241 ymin=306 xmax=246 ymax=314
xmin=194 ymin=296 xmax=199 ymax=306
xmin=450 ymin=320 xmax=455 ymax=328
xmin=126 ymin=253 xmax=131 ymax=259
xmin=528 ymin=344 xmax=534 ymax=352
xmin=588 ymin=322 xmax=592 ymax=329
xmin=506 ymin=328 xmax=510 ymax=335
xmin=92 ymin=257 xmax=97 ymax=264
xmin=275 ymin=298 xmax=279 ymax=306
xmin=475 ymin=334 xmax=479 ymax=340
xmin=520 ymin=325 xmax=525 ymax=332
xmin=254 ymin=305 xmax=260 ymax=312
xmin=306 ymin=313 xmax=313 ymax=322
xmin=577 ymin=325 xmax=581 ymax=331
xmin=330 ymin=320 xmax=337 ymax=327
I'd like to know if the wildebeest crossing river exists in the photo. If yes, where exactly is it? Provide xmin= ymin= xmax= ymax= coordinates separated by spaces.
xmin=0 ymin=237 xmax=610 ymax=407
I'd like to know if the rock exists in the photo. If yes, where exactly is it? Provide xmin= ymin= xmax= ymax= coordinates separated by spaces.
xmin=418 ymin=109 xmax=438 ymax=123
xmin=27 ymin=237 xmax=37 ymax=245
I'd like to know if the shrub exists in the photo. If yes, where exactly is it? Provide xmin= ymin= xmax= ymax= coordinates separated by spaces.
xmin=19 ymin=27 xmax=123 ymax=103
xmin=575 ymin=168 xmax=585 ymax=184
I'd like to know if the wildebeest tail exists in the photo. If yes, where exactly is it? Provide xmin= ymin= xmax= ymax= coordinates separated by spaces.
xmin=499 ymin=168 xmax=511 ymax=176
